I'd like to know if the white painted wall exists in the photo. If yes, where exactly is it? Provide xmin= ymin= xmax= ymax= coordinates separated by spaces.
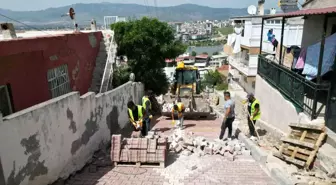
xmin=255 ymin=75 xmax=304 ymax=133
xmin=0 ymin=81 xmax=144 ymax=185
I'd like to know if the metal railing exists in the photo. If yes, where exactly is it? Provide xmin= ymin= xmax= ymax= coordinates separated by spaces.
xmin=258 ymin=55 xmax=331 ymax=119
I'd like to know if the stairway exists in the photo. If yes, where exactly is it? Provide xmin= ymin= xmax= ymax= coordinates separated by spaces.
xmin=89 ymin=30 xmax=116 ymax=93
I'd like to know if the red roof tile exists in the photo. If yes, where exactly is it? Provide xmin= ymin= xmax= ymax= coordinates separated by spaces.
xmin=265 ymin=6 xmax=336 ymax=18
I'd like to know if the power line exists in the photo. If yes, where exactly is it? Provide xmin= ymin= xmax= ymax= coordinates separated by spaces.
xmin=0 ymin=13 xmax=56 ymax=36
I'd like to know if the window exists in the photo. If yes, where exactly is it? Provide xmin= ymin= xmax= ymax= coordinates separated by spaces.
xmin=275 ymin=20 xmax=281 ymax=24
xmin=47 ymin=64 xmax=71 ymax=98
xmin=0 ymin=84 xmax=13 ymax=117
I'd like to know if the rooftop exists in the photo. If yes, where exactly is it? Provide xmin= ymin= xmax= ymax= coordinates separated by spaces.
xmin=264 ymin=6 xmax=336 ymax=19
xmin=0 ymin=30 xmax=97 ymax=41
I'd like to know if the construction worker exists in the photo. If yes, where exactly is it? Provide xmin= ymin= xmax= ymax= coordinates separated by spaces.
xmin=127 ymin=100 xmax=147 ymax=137
xmin=219 ymin=91 xmax=235 ymax=140
xmin=142 ymin=91 xmax=153 ymax=134
xmin=244 ymin=93 xmax=261 ymax=140
xmin=171 ymin=99 xmax=185 ymax=129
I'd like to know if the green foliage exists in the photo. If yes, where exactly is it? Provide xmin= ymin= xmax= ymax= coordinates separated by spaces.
xmin=112 ymin=65 xmax=131 ymax=88
xmin=111 ymin=17 xmax=186 ymax=95
xmin=202 ymin=52 xmax=208 ymax=55
xmin=202 ymin=70 xmax=223 ymax=86
xmin=191 ymin=51 xmax=197 ymax=56
xmin=213 ymin=51 xmax=219 ymax=55
xmin=215 ymin=83 xmax=228 ymax=91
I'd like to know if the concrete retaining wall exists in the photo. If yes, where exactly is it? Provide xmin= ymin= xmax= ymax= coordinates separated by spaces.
xmin=0 ymin=81 xmax=144 ymax=185
xmin=255 ymin=75 xmax=302 ymax=133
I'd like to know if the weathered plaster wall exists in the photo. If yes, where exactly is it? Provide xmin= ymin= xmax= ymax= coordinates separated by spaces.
xmin=0 ymin=31 xmax=103 ymax=112
xmin=0 ymin=81 xmax=144 ymax=185
xmin=255 ymin=75 xmax=301 ymax=133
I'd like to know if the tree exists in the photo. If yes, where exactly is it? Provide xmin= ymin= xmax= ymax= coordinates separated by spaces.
xmin=111 ymin=17 xmax=187 ymax=95
xmin=203 ymin=70 xmax=224 ymax=86
xmin=191 ymin=51 xmax=197 ymax=56
xmin=202 ymin=52 xmax=208 ymax=55
xmin=213 ymin=51 xmax=219 ymax=55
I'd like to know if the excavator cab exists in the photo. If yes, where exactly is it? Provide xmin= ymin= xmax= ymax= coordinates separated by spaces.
xmin=172 ymin=61 xmax=201 ymax=96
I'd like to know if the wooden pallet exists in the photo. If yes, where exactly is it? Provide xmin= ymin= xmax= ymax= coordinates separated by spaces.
xmin=274 ymin=123 xmax=327 ymax=169
xmin=114 ymin=161 xmax=165 ymax=168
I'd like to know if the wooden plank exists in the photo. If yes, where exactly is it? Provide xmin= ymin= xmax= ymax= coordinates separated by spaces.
xmin=290 ymin=129 xmax=321 ymax=141
xmin=305 ymin=150 xmax=317 ymax=169
xmin=291 ymin=130 xmax=307 ymax=158
xmin=282 ymin=148 xmax=309 ymax=161
xmin=289 ymin=123 xmax=325 ymax=131
xmin=285 ymin=145 xmax=312 ymax=156
xmin=281 ymin=137 xmax=315 ymax=149
xmin=282 ymin=155 xmax=306 ymax=167
xmin=315 ymin=133 xmax=327 ymax=148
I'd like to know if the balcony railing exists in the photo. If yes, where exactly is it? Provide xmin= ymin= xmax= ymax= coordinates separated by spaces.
xmin=258 ymin=55 xmax=331 ymax=119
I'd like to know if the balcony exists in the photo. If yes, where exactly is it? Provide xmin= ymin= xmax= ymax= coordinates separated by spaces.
xmin=229 ymin=53 xmax=258 ymax=76
xmin=258 ymin=55 xmax=331 ymax=119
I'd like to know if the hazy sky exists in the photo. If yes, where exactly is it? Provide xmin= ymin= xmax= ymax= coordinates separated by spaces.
xmin=2 ymin=0 xmax=297 ymax=11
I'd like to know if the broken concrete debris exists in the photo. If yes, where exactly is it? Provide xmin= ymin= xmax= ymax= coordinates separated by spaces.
xmin=168 ymin=131 xmax=251 ymax=160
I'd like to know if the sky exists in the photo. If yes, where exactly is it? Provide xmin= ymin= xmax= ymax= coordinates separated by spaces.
xmin=2 ymin=0 xmax=302 ymax=11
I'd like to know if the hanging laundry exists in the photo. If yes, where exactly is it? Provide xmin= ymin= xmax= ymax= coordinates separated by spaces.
xmin=302 ymin=33 xmax=336 ymax=80
xmin=233 ymin=27 xmax=243 ymax=54
xmin=295 ymin=48 xmax=306 ymax=70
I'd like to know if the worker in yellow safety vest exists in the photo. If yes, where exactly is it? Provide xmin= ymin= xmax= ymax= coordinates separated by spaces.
xmin=127 ymin=100 xmax=147 ymax=137
xmin=171 ymin=99 xmax=185 ymax=129
xmin=142 ymin=91 xmax=153 ymax=135
xmin=243 ymin=93 xmax=261 ymax=140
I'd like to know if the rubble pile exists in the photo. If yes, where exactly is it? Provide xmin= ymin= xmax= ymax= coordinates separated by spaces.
xmin=168 ymin=131 xmax=251 ymax=161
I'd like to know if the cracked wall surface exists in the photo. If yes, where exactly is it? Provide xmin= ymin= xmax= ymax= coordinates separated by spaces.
xmin=0 ymin=81 xmax=144 ymax=185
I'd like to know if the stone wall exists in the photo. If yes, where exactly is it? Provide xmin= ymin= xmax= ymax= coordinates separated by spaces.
xmin=0 ymin=81 xmax=144 ymax=185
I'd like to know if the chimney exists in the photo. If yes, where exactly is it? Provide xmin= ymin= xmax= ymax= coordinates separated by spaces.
xmin=90 ymin=19 xmax=97 ymax=31
xmin=258 ymin=0 xmax=265 ymax=15
xmin=1 ymin=23 xmax=17 ymax=39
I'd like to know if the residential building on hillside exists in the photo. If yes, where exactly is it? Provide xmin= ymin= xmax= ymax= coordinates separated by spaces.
xmin=209 ymin=53 xmax=228 ymax=68
xmin=224 ymin=14 xmax=303 ymax=93
xmin=255 ymin=4 xmax=336 ymax=146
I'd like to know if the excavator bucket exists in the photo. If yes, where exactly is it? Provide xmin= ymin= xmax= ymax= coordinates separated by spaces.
xmin=161 ymin=93 xmax=211 ymax=119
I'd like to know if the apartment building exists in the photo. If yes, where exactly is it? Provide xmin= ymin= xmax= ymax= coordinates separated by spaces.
xmin=224 ymin=14 xmax=303 ymax=93
xmin=255 ymin=3 xmax=336 ymax=144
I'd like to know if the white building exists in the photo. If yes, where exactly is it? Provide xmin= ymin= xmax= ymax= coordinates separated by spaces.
xmin=210 ymin=53 xmax=228 ymax=68
xmin=224 ymin=14 xmax=304 ymax=93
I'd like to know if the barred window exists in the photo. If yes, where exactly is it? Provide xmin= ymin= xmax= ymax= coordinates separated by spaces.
xmin=47 ymin=64 xmax=71 ymax=98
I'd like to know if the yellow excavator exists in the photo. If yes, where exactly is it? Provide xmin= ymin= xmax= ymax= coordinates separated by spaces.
xmin=161 ymin=61 xmax=211 ymax=119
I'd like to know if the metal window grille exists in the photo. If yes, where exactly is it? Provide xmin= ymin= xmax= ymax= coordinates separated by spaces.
xmin=0 ymin=85 xmax=13 ymax=116
xmin=47 ymin=64 xmax=71 ymax=98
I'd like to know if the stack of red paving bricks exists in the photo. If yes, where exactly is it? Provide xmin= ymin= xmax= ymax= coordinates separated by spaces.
xmin=110 ymin=135 xmax=167 ymax=165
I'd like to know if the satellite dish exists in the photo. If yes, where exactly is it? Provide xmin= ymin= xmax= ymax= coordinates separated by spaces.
xmin=247 ymin=5 xmax=257 ymax=15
